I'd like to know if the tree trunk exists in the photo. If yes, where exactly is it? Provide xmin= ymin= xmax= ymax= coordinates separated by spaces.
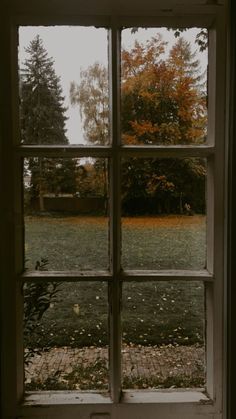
xmin=39 ymin=158 xmax=45 ymax=212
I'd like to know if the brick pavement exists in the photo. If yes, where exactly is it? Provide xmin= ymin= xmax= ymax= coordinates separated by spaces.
xmin=25 ymin=344 xmax=204 ymax=386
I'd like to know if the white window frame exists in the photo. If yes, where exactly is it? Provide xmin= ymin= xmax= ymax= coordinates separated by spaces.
xmin=0 ymin=2 xmax=227 ymax=419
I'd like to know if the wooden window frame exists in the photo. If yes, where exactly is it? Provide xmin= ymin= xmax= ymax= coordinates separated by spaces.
xmin=0 ymin=3 xmax=227 ymax=419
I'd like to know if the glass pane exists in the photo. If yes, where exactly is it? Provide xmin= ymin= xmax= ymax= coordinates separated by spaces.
xmin=24 ymin=157 xmax=109 ymax=271
xmin=121 ymin=28 xmax=208 ymax=145
xmin=122 ymin=158 xmax=206 ymax=270
xmin=122 ymin=281 xmax=205 ymax=389
xmin=19 ymin=26 xmax=109 ymax=145
xmin=24 ymin=281 xmax=108 ymax=391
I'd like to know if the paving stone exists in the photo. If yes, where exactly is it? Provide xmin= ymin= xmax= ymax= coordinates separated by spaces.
xmin=25 ymin=344 xmax=205 ymax=387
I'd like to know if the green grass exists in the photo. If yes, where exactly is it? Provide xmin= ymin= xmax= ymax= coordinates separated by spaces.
xmin=24 ymin=214 xmax=206 ymax=349
xmin=122 ymin=216 xmax=206 ymax=270
xmin=25 ymin=214 xmax=206 ymax=271
xmin=24 ymin=214 xmax=206 ymax=390
xmin=24 ymin=280 xmax=204 ymax=349
xmin=25 ymin=215 xmax=109 ymax=271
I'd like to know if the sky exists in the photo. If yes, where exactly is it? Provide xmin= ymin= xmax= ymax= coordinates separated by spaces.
xmin=18 ymin=26 xmax=207 ymax=145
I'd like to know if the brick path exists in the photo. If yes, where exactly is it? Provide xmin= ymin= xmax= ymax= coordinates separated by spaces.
xmin=25 ymin=344 xmax=204 ymax=386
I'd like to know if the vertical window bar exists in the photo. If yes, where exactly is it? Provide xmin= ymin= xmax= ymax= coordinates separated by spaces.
xmin=13 ymin=25 xmax=25 ymax=401
xmin=206 ymin=156 xmax=214 ymax=399
xmin=206 ymin=29 xmax=215 ymax=400
xmin=211 ymin=15 xmax=226 ymax=410
xmin=108 ymin=26 xmax=122 ymax=402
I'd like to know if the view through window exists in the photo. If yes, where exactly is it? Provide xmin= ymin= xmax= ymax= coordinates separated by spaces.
xmin=19 ymin=25 xmax=209 ymax=396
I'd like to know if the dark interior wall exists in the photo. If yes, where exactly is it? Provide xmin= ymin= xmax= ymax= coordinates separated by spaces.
xmin=0 ymin=1 xmax=234 ymax=418
xmin=0 ymin=4 xmax=15 ymax=418
xmin=227 ymin=1 xmax=236 ymax=418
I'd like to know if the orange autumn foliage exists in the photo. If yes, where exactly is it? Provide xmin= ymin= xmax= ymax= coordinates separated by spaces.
xmin=121 ymin=36 xmax=207 ymax=145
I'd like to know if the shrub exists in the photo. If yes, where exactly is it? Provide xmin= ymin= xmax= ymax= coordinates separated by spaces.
xmin=24 ymin=258 xmax=61 ymax=364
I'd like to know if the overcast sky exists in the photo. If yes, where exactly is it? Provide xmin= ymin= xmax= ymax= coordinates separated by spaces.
xmin=18 ymin=26 xmax=207 ymax=144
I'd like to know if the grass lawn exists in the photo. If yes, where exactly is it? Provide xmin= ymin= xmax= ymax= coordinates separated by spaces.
xmin=25 ymin=214 xmax=206 ymax=271
xmin=24 ymin=214 xmax=206 ymax=348
xmin=24 ymin=214 xmax=206 ymax=390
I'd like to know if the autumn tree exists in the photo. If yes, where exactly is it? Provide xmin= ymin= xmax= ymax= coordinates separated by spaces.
xmin=172 ymin=28 xmax=208 ymax=52
xmin=20 ymin=35 xmax=76 ymax=210
xmin=70 ymin=62 xmax=109 ymax=203
xmin=121 ymin=35 xmax=206 ymax=213
xmin=122 ymin=157 xmax=206 ymax=215
xmin=75 ymin=160 xmax=108 ymax=198
xmin=70 ymin=35 xmax=207 ymax=213
xmin=70 ymin=62 xmax=109 ymax=145
xmin=121 ymin=36 xmax=207 ymax=145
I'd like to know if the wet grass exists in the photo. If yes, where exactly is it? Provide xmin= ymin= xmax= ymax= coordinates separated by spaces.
xmin=25 ymin=214 xmax=206 ymax=271
xmin=24 ymin=215 xmax=206 ymax=349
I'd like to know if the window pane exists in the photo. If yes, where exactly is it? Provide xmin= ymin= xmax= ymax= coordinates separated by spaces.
xmin=121 ymin=28 xmax=208 ymax=145
xmin=122 ymin=281 xmax=205 ymax=390
xmin=121 ymin=158 xmax=206 ymax=270
xmin=24 ymin=157 xmax=109 ymax=271
xmin=19 ymin=26 xmax=109 ymax=145
xmin=24 ymin=281 xmax=109 ymax=391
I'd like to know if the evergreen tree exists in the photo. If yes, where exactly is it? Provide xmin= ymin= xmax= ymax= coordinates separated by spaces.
xmin=20 ymin=35 xmax=68 ymax=145
xmin=20 ymin=35 xmax=76 ymax=210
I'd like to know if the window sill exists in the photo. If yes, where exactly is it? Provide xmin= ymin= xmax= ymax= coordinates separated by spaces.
xmin=23 ymin=389 xmax=211 ymax=406
xmin=122 ymin=389 xmax=211 ymax=404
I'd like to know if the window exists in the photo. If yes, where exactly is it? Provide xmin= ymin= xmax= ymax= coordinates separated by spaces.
xmin=1 ymin=2 xmax=227 ymax=419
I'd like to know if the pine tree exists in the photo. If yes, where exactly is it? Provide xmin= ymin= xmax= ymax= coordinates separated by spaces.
xmin=20 ymin=35 xmax=76 ymax=210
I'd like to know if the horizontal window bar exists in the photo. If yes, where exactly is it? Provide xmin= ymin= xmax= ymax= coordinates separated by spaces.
xmin=20 ymin=270 xmax=112 ymax=282
xmin=16 ymin=145 xmax=214 ymax=158
xmin=121 ymin=269 xmax=213 ymax=281
xmin=13 ymin=15 xmax=112 ymax=27
xmin=114 ymin=13 xmax=217 ymax=28
xmin=120 ymin=146 xmax=214 ymax=158
xmin=12 ymin=8 xmax=218 ymax=27
xmin=20 ymin=269 xmax=213 ymax=282
xmin=16 ymin=145 xmax=113 ymax=158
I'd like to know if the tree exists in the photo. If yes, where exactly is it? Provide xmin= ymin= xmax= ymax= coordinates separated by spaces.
xmin=120 ymin=35 xmax=206 ymax=213
xmin=70 ymin=62 xmax=109 ymax=203
xmin=172 ymin=28 xmax=208 ymax=52
xmin=70 ymin=62 xmax=109 ymax=145
xmin=20 ymin=35 xmax=76 ymax=210
xmin=75 ymin=160 xmax=107 ymax=198
xmin=24 ymin=258 xmax=61 ymax=365
xmin=70 ymin=35 xmax=207 ymax=214
xmin=121 ymin=36 xmax=207 ymax=145
xmin=121 ymin=157 xmax=206 ymax=215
